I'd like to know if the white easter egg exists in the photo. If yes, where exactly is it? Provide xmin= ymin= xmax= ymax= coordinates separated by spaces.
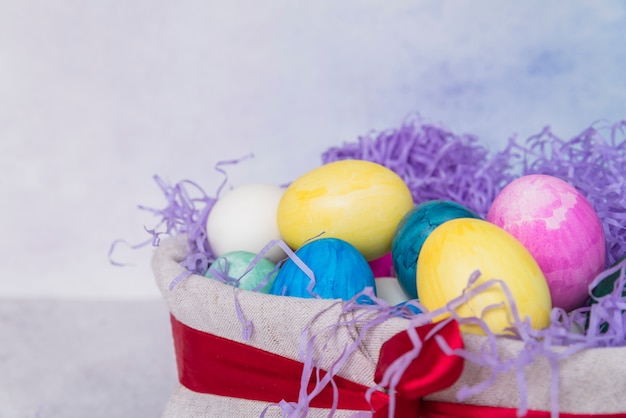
xmin=375 ymin=276 xmax=411 ymax=306
xmin=206 ymin=183 xmax=286 ymax=263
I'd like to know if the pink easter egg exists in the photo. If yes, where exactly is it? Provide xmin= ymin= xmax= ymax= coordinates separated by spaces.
xmin=368 ymin=252 xmax=394 ymax=278
xmin=487 ymin=174 xmax=606 ymax=312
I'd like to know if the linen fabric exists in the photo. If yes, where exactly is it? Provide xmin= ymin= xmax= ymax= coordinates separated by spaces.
xmin=153 ymin=235 xmax=626 ymax=417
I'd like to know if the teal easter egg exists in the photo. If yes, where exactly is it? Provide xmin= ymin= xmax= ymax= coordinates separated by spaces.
xmin=391 ymin=200 xmax=480 ymax=299
xmin=205 ymin=250 xmax=278 ymax=293
xmin=270 ymin=238 xmax=376 ymax=303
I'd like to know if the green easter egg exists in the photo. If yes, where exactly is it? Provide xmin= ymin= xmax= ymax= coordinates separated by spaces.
xmin=205 ymin=250 xmax=277 ymax=293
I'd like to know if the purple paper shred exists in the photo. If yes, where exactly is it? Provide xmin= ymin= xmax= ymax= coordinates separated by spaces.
xmin=510 ymin=121 xmax=626 ymax=266
xmin=137 ymin=155 xmax=254 ymax=276
xmin=137 ymin=175 xmax=217 ymax=275
xmin=108 ymin=237 xmax=153 ymax=267
xmin=322 ymin=117 xmax=626 ymax=266
xmin=233 ymin=291 xmax=254 ymax=341
xmin=322 ymin=115 xmax=518 ymax=218
xmin=277 ymin=259 xmax=626 ymax=418
xmin=262 ymin=290 xmax=419 ymax=418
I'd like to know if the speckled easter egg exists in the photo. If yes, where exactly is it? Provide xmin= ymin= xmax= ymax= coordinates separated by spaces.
xmin=417 ymin=218 xmax=552 ymax=335
xmin=277 ymin=160 xmax=414 ymax=261
xmin=205 ymin=250 xmax=277 ymax=293
xmin=392 ymin=200 xmax=481 ymax=299
xmin=269 ymin=237 xmax=375 ymax=303
xmin=486 ymin=174 xmax=606 ymax=312
xmin=207 ymin=183 xmax=286 ymax=263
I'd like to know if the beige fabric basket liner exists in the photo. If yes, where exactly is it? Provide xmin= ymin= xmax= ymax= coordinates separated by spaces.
xmin=154 ymin=235 xmax=626 ymax=417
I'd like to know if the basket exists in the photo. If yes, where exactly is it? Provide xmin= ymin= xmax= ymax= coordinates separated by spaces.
xmin=139 ymin=119 xmax=626 ymax=417
xmin=153 ymin=235 xmax=626 ymax=417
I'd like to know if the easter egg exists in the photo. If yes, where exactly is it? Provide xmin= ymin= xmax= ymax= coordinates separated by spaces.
xmin=205 ymin=250 xmax=278 ymax=293
xmin=417 ymin=218 xmax=552 ymax=335
xmin=588 ymin=255 xmax=626 ymax=333
xmin=369 ymin=252 xmax=394 ymax=278
xmin=591 ymin=255 xmax=626 ymax=301
xmin=374 ymin=276 xmax=411 ymax=306
xmin=207 ymin=183 xmax=286 ymax=263
xmin=392 ymin=200 xmax=480 ymax=299
xmin=486 ymin=174 xmax=606 ymax=312
xmin=269 ymin=237 xmax=375 ymax=303
xmin=277 ymin=160 xmax=414 ymax=261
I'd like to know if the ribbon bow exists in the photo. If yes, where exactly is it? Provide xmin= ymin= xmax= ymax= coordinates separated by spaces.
xmin=373 ymin=320 xmax=464 ymax=416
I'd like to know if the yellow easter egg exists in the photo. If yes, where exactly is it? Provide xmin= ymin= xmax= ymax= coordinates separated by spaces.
xmin=277 ymin=160 xmax=414 ymax=261
xmin=417 ymin=218 xmax=552 ymax=335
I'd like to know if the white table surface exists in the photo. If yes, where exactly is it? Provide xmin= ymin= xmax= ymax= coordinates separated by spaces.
xmin=0 ymin=298 xmax=177 ymax=418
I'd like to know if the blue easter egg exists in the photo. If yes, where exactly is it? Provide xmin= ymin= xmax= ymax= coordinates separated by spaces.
xmin=391 ymin=200 xmax=480 ymax=299
xmin=270 ymin=238 xmax=376 ymax=304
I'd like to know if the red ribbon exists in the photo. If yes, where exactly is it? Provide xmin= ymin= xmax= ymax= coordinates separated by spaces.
xmin=373 ymin=321 xmax=464 ymax=416
xmin=171 ymin=314 xmax=387 ymax=411
xmin=171 ymin=314 xmax=463 ymax=415
xmin=420 ymin=401 xmax=626 ymax=418
xmin=170 ymin=315 xmax=626 ymax=417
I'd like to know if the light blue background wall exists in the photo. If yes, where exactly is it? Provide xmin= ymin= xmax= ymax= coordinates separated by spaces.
xmin=2 ymin=0 xmax=625 ymax=299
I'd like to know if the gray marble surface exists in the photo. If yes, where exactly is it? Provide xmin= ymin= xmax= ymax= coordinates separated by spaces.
xmin=0 ymin=299 xmax=177 ymax=418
